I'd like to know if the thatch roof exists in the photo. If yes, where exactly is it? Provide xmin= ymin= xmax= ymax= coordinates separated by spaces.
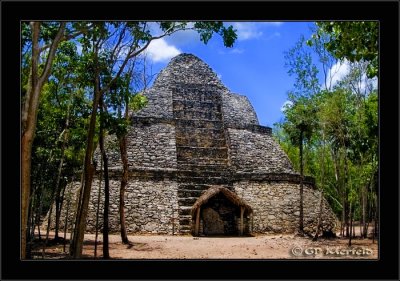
xmin=191 ymin=186 xmax=253 ymax=216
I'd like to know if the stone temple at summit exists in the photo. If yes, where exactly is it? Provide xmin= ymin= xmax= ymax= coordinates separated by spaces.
xmin=57 ymin=53 xmax=337 ymax=236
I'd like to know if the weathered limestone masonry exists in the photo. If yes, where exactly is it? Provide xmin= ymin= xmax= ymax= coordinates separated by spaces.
xmin=51 ymin=53 xmax=337 ymax=236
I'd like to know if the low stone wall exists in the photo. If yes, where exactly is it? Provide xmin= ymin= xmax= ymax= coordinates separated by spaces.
xmin=47 ymin=176 xmax=336 ymax=236
xmin=233 ymin=181 xmax=338 ymax=234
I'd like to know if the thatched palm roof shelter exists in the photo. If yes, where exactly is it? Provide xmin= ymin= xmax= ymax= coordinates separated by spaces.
xmin=191 ymin=186 xmax=253 ymax=216
xmin=191 ymin=186 xmax=253 ymax=236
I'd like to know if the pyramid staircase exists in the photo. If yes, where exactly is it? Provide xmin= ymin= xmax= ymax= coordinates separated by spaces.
xmin=172 ymin=85 xmax=232 ymax=233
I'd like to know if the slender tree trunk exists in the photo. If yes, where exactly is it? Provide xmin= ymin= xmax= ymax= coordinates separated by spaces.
xmin=55 ymin=106 xmax=70 ymax=239
xmin=348 ymin=202 xmax=353 ymax=246
xmin=69 ymin=39 xmax=102 ymax=258
xmin=362 ymin=183 xmax=367 ymax=238
xmin=43 ymin=180 xmax=58 ymax=257
xmin=94 ymin=154 xmax=103 ymax=258
xmin=299 ymin=130 xmax=304 ymax=234
xmin=55 ymin=182 xmax=67 ymax=240
xmin=343 ymin=150 xmax=349 ymax=238
xmin=21 ymin=22 xmax=65 ymax=259
xmin=331 ymin=148 xmax=343 ymax=237
xmin=43 ymin=125 xmax=68 ymax=254
xmin=63 ymin=183 xmax=72 ymax=253
xmin=118 ymin=118 xmax=130 ymax=245
xmin=119 ymin=135 xmax=129 ymax=244
xmin=36 ymin=188 xmax=43 ymax=241
xmin=99 ymin=97 xmax=110 ymax=259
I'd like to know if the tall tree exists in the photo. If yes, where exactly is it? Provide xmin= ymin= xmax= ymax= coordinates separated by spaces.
xmin=21 ymin=22 xmax=66 ymax=259
xmin=283 ymin=35 xmax=319 ymax=234
xmin=282 ymin=97 xmax=317 ymax=234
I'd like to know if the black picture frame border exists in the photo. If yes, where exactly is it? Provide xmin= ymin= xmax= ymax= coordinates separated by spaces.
xmin=1 ymin=1 xmax=398 ymax=280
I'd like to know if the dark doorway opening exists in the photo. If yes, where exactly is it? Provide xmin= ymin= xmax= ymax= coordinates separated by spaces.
xmin=191 ymin=186 xmax=253 ymax=237
xmin=201 ymin=193 xmax=239 ymax=235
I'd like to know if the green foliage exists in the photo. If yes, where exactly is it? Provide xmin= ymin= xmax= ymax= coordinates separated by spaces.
xmin=311 ymin=21 xmax=378 ymax=78
xmin=278 ymin=25 xmax=378 ymax=226
xmin=284 ymin=35 xmax=320 ymax=99
xmin=193 ymin=22 xmax=237 ymax=47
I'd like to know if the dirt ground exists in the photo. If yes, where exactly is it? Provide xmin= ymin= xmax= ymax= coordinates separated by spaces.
xmin=31 ymin=229 xmax=378 ymax=260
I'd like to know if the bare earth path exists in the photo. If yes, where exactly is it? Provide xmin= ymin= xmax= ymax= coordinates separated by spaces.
xmin=32 ymin=231 xmax=378 ymax=259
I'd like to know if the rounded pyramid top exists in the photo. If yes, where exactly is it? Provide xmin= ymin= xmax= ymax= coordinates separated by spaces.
xmin=153 ymin=53 xmax=227 ymax=89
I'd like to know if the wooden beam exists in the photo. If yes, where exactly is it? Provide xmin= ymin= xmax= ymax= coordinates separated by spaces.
xmin=195 ymin=207 xmax=201 ymax=236
xmin=240 ymin=206 xmax=244 ymax=236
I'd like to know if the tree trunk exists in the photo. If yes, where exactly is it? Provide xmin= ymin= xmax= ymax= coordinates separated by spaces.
xmin=348 ymin=202 xmax=353 ymax=246
xmin=362 ymin=183 xmax=367 ymax=238
xmin=63 ymin=184 xmax=72 ymax=253
xmin=55 ymin=182 xmax=67 ymax=240
xmin=94 ymin=153 xmax=103 ymax=258
xmin=21 ymin=22 xmax=65 ymax=259
xmin=69 ymin=83 xmax=101 ymax=258
xmin=55 ymin=106 xmax=70 ymax=239
xmin=299 ymin=130 xmax=304 ymax=234
xmin=343 ymin=150 xmax=349 ymax=238
xmin=119 ymin=134 xmax=129 ymax=244
xmin=99 ymin=97 xmax=110 ymax=259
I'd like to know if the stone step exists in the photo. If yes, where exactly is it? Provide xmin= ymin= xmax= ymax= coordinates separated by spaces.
xmin=178 ymin=226 xmax=192 ymax=233
xmin=178 ymin=206 xmax=192 ymax=216
xmin=177 ymin=158 xmax=229 ymax=167
xmin=177 ymin=164 xmax=228 ymax=172
xmin=179 ymin=217 xmax=192 ymax=226
xmin=173 ymin=109 xmax=222 ymax=121
xmin=177 ymin=169 xmax=231 ymax=176
xmin=175 ymin=127 xmax=226 ymax=139
xmin=175 ymin=136 xmax=226 ymax=148
xmin=178 ymin=183 xmax=212 ymax=191
xmin=172 ymin=89 xmax=221 ymax=102
xmin=178 ymin=197 xmax=199 ymax=205
xmin=177 ymin=176 xmax=230 ymax=185
xmin=177 ymin=156 xmax=229 ymax=164
xmin=177 ymin=146 xmax=228 ymax=159
xmin=174 ymin=119 xmax=224 ymax=130
xmin=173 ymin=99 xmax=222 ymax=110
xmin=177 ymin=189 xmax=205 ymax=198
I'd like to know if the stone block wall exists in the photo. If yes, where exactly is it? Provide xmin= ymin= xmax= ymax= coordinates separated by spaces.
xmin=50 ymin=177 xmax=180 ymax=234
xmin=233 ymin=181 xmax=338 ymax=234
xmin=134 ymin=86 xmax=174 ymax=119
xmin=228 ymin=128 xmax=295 ymax=174
xmin=125 ymin=123 xmax=177 ymax=170
xmin=94 ymin=122 xmax=177 ymax=170
xmin=221 ymin=91 xmax=259 ymax=127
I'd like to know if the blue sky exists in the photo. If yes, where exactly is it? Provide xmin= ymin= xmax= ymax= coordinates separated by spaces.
xmin=142 ymin=22 xmax=317 ymax=127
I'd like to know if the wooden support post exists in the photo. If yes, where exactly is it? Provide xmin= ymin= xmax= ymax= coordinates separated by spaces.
xmin=240 ymin=206 xmax=244 ymax=236
xmin=251 ymin=213 xmax=254 ymax=233
xmin=195 ymin=207 xmax=201 ymax=236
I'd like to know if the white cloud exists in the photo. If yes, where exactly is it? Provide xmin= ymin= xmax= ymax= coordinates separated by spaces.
xmin=230 ymin=48 xmax=244 ymax=54
xmin=233 ymin=22 xmax=263 ymax=41
xmin=260 ymin=22 xmax=284 ymax=26
xmin=325 ymin=60 xmax=378 ymax=93
xmin=280 ymin=100 xmax=293 ymax=112
xmin=145 ymin=38 xmax=181 ymax=63
xmin=266 ymin=32 xmax=281 ymax=40
xmin=217 ymin=48 xmax=244 ymax=55
xmin=325 ymin=59 xmax=350 ymax=89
